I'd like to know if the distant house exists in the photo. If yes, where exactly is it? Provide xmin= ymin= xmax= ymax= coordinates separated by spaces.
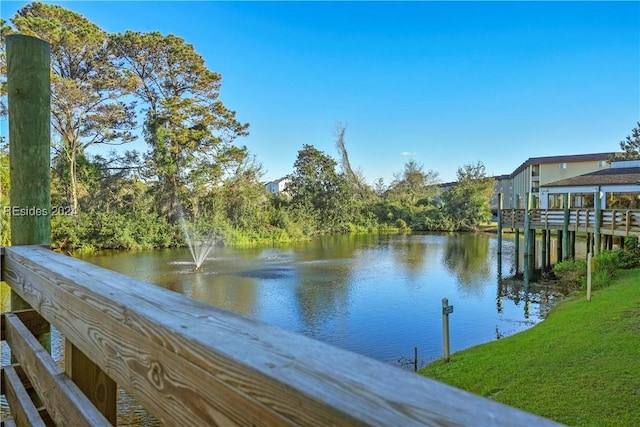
xmin=507 ymin=152 xmax=614 ymax=208
xmin=265 ymin=177 xmax=290 ymax=195
xmin=539 ymin=159 xmax=640 ymax=209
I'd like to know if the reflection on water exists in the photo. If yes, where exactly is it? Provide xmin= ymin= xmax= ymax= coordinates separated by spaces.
xmin=1 ymin=233 xmax=569 ymax=426
xmin=79 ymin=233 xmax=563 ymax=363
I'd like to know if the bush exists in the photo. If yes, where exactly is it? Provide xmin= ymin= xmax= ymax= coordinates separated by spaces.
xmin=595 ymin=250 xmax=619 ymax=278
xmin=553 ymin=259 xmax=588 ymax=289
xmin=618 ymin=236 xmax=640 ymax=269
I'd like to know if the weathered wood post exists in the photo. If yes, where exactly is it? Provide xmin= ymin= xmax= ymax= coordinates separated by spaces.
xmin=7 ymin=34 xmax=51 ymax=341
xmin=594 ymin=190 xmax=602 ymax=255
xmin=497 ymin=193 xmax=503 ymax=255
xmin=514 ymin=195 xmax=520 ymax=272
xmin=541 ymin=228 xmax=548 ymax=270
xmin=523 ymin=193 xmax=533 ymax=276
xmin=557 ymin=230 xmax=563 ymax=262
xmin=562 ymin=193 xmax=570 ymax=260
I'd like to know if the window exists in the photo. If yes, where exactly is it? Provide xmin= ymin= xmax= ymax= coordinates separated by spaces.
xmin=598 ymin=160 xmax=607 ymax=167
xmin=560 ymin=163 xmax=567 ymax=169
xmin=571 ymin=193 xmax=595 ymax=208
xmin=548 ymin=194 xmax=564 ymax=209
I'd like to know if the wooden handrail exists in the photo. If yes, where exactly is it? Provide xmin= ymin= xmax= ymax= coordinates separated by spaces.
xmin=499 ymin=209 xmax=640 ymax=235
xmin=1 ymin=245 xmax=560 ymax=426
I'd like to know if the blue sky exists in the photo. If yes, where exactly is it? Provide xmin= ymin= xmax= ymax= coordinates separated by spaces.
xmin=2 ymin=1 xmax=639 ymax=183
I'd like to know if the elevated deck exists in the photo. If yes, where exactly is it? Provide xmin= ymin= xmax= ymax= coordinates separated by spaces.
xmin=500 ymin=208 xmax=640 ymax=236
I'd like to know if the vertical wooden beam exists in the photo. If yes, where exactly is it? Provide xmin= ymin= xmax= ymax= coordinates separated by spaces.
xmin=6 ymin=35 xmax=51 ymax=350
xmin=530 ymin=229 xmax=536 ymax=270
xmin=557 ymin=230 xmax=563 ymax=262
xmin=7 ymin=35 xmax=51 ymax=246
xmin=497 ymin=194 xmax=503 ymax=255
xmin=65 ymin=345 xmax=117 ymax=425
xmin=523 ymin=193 xmax=534 ymax=276
xmin=541 ymin=228 xmax=548 ymax=270
xmin=562 ymin=193 xmax=569 ymax=261
xmin=514 ymin=195 xmax=520 ymax=273
xmin=594 ymin=191 xmax=602 ymax=256
xmin=546 ymin=230 xmax=551 ymax=267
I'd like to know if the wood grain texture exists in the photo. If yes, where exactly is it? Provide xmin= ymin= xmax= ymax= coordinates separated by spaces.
xmin=65 ymin=341 xmax=117 ymax=424
xmin=6 ymin=35 xmax=51 ymax=246
xmin=1 ymin=310 xmax=49 ymax=341
xmin=3 ymin=313 xmax=112 ymax=426
xmin=2 ymin=365 xmax=47 ymax=427
xmin=3 ymin=246 xmax=563 ymax=426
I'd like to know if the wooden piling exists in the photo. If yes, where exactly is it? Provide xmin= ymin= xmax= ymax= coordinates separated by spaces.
xmin=6 ymin=35 xmax=51 ymax=349
xmin=557 ymin=230 xmax=563 ymax=262
xmin=541 ymin=229 xmax=548 ymax=270
xmin=514 ymin=195 xmax=521 ymax=273
xmin=594 ymin=192 xmax=602 ymax=255
xmin=562 ymin=194 xmax=569 ymax=260
xmin=7 ymin=35 xmax=51 ymax=246
xmin=497 ymin=194 xmax=503 ymax=255
xmin=523 ymin=193 xmax=530 ymax=259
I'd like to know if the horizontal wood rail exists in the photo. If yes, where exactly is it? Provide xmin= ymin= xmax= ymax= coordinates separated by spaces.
xmin=1 ymin=245 xmax=560 ymax=426
xmin=501 ymin=208 xmax=640 ymax=236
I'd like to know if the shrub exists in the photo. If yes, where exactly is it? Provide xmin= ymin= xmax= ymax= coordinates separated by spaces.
xmin=553 ymin=259 xmax=587 ymax=289
xmin=595 ymin=250 xmax=619 ymax=279
xmin=618 ymin=236 xmax=640 ymax=269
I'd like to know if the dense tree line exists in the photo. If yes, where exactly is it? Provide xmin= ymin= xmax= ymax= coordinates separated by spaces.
xmin=0 ymin=3 xmax=497 ymax=251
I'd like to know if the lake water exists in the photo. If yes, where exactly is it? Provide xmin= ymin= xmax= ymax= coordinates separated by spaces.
xmin=80 ymin=233 xmax=559 ymax=365
xmin=1 ymin=232 xmax=565 ymax=425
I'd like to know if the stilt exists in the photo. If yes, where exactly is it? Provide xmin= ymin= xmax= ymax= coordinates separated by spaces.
xmin=562 ymin=194 xmax=570 ymax=260
xmin=514 ymin=228 xmax=520 ymax=273
xmin=540 ymin=230 xmax=549 ymax=271
xmin=594 ymin=192 xmax=602 ymax=256
xmin=497 ymin=194 xmax=503 ymax=255
xmin=557 ymin=230 xmax=563 ymax=262
xmin=514 ymin=195 xmax=520 ymax=273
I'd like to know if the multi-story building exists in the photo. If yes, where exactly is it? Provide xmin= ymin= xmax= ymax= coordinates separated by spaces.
xmin=506 ymin=153 xmax=614 ymax=208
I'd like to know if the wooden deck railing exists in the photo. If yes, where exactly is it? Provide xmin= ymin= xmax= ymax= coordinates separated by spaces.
xmin=501 ymin=208 xmax=640 ymax=236
xmin=0 ymin=245 xmax=560 ymax=426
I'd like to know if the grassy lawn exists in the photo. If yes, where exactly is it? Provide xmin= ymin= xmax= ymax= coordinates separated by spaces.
xmin=419 ymin=269 xmax=640 ymax=426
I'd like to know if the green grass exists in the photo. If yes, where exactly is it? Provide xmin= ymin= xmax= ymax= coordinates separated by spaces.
xmin=419 ymin=269 xmax=640 ymax=426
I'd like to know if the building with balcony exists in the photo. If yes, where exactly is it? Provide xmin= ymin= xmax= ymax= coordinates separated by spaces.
xmin=507 ymin=153 xmax=614 ymax=208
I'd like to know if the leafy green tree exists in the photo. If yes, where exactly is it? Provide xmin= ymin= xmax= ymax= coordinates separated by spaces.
xmin=109 ymin=30 xmax=249 ymax=223
xmin=442 ymin=161 xmax=494 ymax=230
xmin=12 ymin=3 xmax=136 ymax=213
xmin=386 ymin=160 xmax=440 ymax=207
xmin=288 ymin=144 xmax=353 ymax=232
xmin=0 ymin=18 xmax=13 ymax=117
xmin=618 ymin=122 xmax=640 ymax=159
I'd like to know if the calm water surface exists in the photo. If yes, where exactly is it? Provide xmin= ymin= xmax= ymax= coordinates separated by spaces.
xmin=81 ymin=233 xmax=557 ymax=364
xmin=1 ymin=233 xmax=564 ymax=425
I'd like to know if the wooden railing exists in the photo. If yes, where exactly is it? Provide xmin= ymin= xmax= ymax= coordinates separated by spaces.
xmin=501 ymin=209 xmax=640 ymax=236
xmin=0 ymin=245 xmax=560 ymax=426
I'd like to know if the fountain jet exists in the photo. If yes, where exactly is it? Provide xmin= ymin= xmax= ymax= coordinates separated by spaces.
xmin=179 ymin=214 xmax=216 ymax=272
